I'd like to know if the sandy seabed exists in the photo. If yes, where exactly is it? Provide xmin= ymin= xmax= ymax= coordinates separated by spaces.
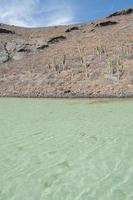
xmin=0 ymin=98 xmax=133 ymax=200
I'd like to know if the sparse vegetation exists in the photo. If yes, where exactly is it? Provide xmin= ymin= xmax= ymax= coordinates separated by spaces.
xmin=121 ymin=41 xmax=133 ymax=59
xmin=77 ymin=45 xmax=89 ymax=78
xmin=107 ymin=56 xmax=124 ymax=81
xmin=48 ymin=53 xmax=67 ymax=73
xmin=94 ymin=44 xmax=107 ymax=60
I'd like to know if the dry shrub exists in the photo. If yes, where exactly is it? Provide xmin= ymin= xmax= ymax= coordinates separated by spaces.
xmin=94 ymin=44 xmax=107 ymax=60
xmin=107 ymin=56 xmax=124 ymax=81
xmin=77 ymin=45 xmax=90 ymax=78
xmin=115 ymin=40 xmax=133 ymax=60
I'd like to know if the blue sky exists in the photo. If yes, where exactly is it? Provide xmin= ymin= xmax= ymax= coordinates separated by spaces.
xmin=0 ymin=0 xmax=132 ymax=27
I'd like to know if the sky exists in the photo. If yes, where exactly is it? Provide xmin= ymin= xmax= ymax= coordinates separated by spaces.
xmin=0 ymin=0 xmax=132 ymax=27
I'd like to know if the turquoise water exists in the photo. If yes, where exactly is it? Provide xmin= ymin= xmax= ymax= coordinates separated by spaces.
xmin=0 ymin=98 xmax=133 ymax=200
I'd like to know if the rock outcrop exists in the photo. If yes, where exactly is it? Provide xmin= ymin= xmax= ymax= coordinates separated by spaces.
xmin=0 ymin=43 xmax=9 ymax=63
xmin=47 ymin=36 xmax=66 ymax=44
xmin=65 ymin=27 xmax=79 ymax=33
xmin=36 ymin=43 xmax=49 ymax=49
xmin=107 ymin=8 xmax=133 ymax=18
xmin=95 ymin=21 xmax=118 ymax=27
xmin=0 ymin=28 xmax=15 ymax=34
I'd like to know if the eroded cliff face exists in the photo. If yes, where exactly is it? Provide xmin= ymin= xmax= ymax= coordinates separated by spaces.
xmin=0 ymin=7 xmax=133 ymax=97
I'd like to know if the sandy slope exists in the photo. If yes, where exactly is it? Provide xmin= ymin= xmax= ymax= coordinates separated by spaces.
xmin=0 ymin=7 xmax=133 ymax=97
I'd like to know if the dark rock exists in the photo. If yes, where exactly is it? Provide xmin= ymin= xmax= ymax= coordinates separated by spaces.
xmin=107 ymin=8 xmax=133 ymax=18
xmin=47 ymin=36 xmax=66 ymax=44
xmin=17 ymin=44 xmax=32 ymax=52
xmin=95 ymin=21 xmax=118 ymax=27
xmin=17 ymin=47 xmax=31 ymax=52
xmin=64 ymin=90 xmax=71 ymax=94
xmin=37 ymin=44 xmax=49 ymax=49
xmin=65 ymin=26 xmax=79 ymax=33
xmin=0 ymin=28 xmax=15 ymax=34
xmin=90 ymin=29 xmax=95 ymax=32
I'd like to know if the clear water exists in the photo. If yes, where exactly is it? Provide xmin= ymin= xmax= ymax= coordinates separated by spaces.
xmin=0 ymin=98 xmax=133 ymax=200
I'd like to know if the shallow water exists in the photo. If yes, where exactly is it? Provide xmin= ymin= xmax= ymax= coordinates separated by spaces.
xmin=0 ymin=98 xmax=133 ymax=200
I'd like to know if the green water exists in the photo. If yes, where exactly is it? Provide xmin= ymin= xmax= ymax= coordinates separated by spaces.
xmin=0 ymin=98 xmax=133 ymax=200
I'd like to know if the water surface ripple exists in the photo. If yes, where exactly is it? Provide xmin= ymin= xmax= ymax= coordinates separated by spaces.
xmin=0 ymin=98 xmax=133 ymax=200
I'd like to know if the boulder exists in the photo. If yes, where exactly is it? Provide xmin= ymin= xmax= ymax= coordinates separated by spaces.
xmin=0 ymin=28 xmax=15 ymax=34
xmin=17 ymin=44 xmax=32 ymax=52
xmin=65 ymin=26 xmax=79 ymax=33
xmin=47 ymin=36 xmax=66 ymax=44
xmin=0 ymin=43 xmax=9 ymax=64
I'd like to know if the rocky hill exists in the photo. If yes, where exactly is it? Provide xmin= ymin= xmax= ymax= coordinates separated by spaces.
xmin=0 ymin=7 xmax=133 ymax=97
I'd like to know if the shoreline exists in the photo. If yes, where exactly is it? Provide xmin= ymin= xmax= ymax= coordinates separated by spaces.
xmin=1 ymin=94 xmax=133 ymax=99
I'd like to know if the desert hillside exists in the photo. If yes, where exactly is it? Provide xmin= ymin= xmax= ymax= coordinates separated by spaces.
xmin=0 ymin=7 xmax=133 ymax=97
